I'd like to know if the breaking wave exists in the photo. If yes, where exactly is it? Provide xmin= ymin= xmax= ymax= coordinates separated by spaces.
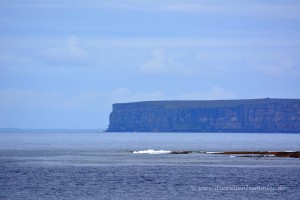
xmin=205 ymin=151 xmax=223 ymax=154
xmin=132 ymin=150 xmax=172 ymax=154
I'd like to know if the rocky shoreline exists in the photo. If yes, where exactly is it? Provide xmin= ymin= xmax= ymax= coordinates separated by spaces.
xmin=131 ymin=150 xmax=300 ymax=158
xmin=176 ymin=151 xmax=300 ymax=158
xmin=212 ymin=151 xmax=300 ymax=158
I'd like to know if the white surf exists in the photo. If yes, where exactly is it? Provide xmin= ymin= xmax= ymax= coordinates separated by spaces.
xmin=132 ymin=150 xmax=172 ymax=154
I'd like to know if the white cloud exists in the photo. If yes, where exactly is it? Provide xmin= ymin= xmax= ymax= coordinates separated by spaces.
xmin=0 ymin=89 xmax=103 ymax=108
xmin=0 ymin=89 xmax=64 ymax=110
xmin=29 ymin=4 xmax=64 ymax=8
xmin=108 ymin=86 xmax=235 ymax=104
xmin=164 ymin=3 xmax=300 ymax=18
xmin=41 ymin=35 xmax=89 ymax=66
xmin=248 ymin=3 xmax=300 ymax=19
xmin=0 ymin=54 xmax=33 ymax=66
xmin=248 ymin=57 xmax=300 ymax=78
xmin=65 ymin=90 xmax=105 ymax=109
xmin=0 ymin=1 xmax=66 ymax=8
xmin=109 ymin=88 xmax=166 ymax=103
xmin=179 ymin=87 xmax=236 ymax=100
xmin=140 ymin=49 xmax=167 ymax=74
xmin=0 ymin=88 xmax=110 ymax=128
xmin=104 ymin=1 xmax=300 ymax=19
xmin=140 ymin=49 xmax=195 ymax=76
xmin=84 ymin=37 xmax=300 ymax=49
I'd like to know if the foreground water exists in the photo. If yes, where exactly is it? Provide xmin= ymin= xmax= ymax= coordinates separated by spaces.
xmin=0 ymin=132 xmax=299 ymax=200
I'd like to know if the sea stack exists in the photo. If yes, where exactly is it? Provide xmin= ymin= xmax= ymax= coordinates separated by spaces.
xmin=107 ymin=98 xmax=300 ymax=133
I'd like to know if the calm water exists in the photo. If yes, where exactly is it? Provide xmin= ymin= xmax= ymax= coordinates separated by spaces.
xmin=0 ymin=132 xmax=300 ymax=200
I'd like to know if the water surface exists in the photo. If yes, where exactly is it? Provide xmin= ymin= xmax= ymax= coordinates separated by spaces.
xmin=1 ymin=132 xmax=299 ymax=199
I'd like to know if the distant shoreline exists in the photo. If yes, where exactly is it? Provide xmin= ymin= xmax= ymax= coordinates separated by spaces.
xmin=0 ymin=129 xmax=299 ymax=134
xmin=0 ymin=128 xmax=104 ymax=133
xmin=130 ymin=150 xmax=300 ymax=158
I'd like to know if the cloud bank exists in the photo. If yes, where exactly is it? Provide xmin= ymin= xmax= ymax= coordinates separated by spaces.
xmin=41 ymin=35 xmax=89 ymax=66
xmin=140 ymin=49 xmax=195 ymax=76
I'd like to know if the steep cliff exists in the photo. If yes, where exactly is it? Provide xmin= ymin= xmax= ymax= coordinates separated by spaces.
xmin=107 ymin=98 xmax=300 ymax=133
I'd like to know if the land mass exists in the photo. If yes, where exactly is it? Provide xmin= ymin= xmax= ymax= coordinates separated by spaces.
xmin=130 ymin=150 xmax=300 ymax=158
xmin=107 ymin=98 xmax=300 ymax=133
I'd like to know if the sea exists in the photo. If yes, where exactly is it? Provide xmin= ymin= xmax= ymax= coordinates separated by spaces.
xmin=0 ymin=131 xmax=299 ymax=200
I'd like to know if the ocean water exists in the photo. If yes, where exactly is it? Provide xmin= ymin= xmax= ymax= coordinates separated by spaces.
xmin=0 ymin=132 xmax=300 ymax=200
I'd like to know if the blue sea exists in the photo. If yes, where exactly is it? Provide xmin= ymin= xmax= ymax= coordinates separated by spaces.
xmin=0 ymin=132 xmax=300 ymax=200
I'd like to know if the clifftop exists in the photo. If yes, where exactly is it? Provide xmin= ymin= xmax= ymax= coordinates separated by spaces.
xmin=112 ymin=98 xmax=298 ymax=108
xmin=107 ymin=98 xmax=300 ymax=133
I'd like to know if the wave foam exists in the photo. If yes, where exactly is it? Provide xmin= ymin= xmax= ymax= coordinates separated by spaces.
xmin=132 ymin=150 xmax=171 ymax=154
xmin=205 ymin=151 xmax=223 ymax=154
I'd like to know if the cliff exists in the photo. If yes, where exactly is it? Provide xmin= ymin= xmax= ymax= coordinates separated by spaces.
xmin=107 ymin=98 xmax=300 ymax=133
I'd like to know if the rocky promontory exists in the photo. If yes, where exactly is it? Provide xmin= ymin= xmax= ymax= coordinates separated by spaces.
xmin=107 ymin=98 xmax=300 ymax=133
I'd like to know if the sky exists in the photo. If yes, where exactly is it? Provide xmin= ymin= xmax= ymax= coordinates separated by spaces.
xmin=0 ymin=0 xmax=300 ymax=129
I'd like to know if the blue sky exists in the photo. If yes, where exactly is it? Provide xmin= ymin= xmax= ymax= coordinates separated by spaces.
xmin=0 ymin=0 xmax=300 ymax=129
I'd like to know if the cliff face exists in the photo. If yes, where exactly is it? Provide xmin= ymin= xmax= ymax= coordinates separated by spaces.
xmin=107 ymin=99 xmax=300 ymax=133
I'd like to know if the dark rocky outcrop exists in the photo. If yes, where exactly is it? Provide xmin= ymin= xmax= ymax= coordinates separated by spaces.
xmin=107 ymin=98 xmax=300 ymax=133
xmin=212 ymin=151 xmax=300 ymax=158
xmin=129 ymin=150 xmax=300 ymax=158
xmin=170 ymin=151 xmax=192 ymax=154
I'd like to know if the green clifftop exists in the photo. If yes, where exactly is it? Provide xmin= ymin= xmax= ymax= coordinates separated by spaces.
xmin=107 ymin=98 xmax=300 ymax=133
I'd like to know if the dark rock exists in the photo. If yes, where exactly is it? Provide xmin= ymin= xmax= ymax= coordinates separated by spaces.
xmin=107 ymin=98 xmax=300 ymax=133
xmin=170 ymin=151 xmax=191 ymax=154
xmin=215 ymin=151 xmax=300 ymax=158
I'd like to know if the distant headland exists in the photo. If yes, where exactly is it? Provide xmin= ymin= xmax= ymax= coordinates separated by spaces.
xmin=107 ymin=98 xmax=300 ymax=133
